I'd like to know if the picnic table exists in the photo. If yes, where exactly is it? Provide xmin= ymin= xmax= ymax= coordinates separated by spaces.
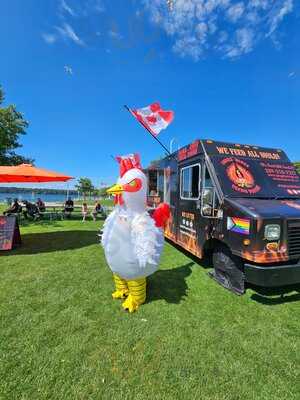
xmin=42 ymin=203 xmax=64 ymax=220
xmin=43 ymin=203 xmax=84 ymax=220
xmin=42 ymin=203 xmax=112 ymax=220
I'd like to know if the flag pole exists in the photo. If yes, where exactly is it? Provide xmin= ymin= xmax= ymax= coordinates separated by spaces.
xmin=124 ymin=105 xmax=171 ymax=156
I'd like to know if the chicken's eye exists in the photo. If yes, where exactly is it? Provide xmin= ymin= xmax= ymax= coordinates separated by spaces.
xmin=123 ymin=178 xmax=142 ymax=192
xmin=129 ymin=180 xmax=137 ymax=187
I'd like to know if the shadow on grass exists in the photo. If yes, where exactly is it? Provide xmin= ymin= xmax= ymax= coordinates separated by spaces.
xmin=1 ymin=230 xmax=98 ymax=255
xmin=18 ymin=213 xmax=106 ymax=227
xmin=147 ymin=262 xmax=194 ymax=304
xmin=18 ymin=219 xmax=63 ymax=228
xmin=251 ymin=290 xmax=300 ymax=305
xmin=165 ymin=239 xmax=300 ymax=303
xmin=249 ymin=281 xmax=300 ymax=304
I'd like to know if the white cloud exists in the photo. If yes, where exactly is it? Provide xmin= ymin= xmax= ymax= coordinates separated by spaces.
xmin=42 ymin=1 xmax=105 ymax=48
xmin=64 ymin=65 xmax=73 ymax=75
xmin=81 ymin=0 xmax=105 ymax=16
xmin=143 ymin=0 xmax=294 ymax=60
xmin=173 ymin=36 xmax=203 ymax=60
xmin=61 ymin=0 xmax=76 ymax=17
xmin=196 ymin=22 xmax=208 ymax=40
xmin=56 ymin=23 xmax=85 ymax=46
xmin=94 ymin=0 xmax=105 ymax=13
xmin=218 ymin=30 xmax=228 ymax=43
xmin=224 ymin=27 xmax=254 ymax=57
xmin=245 ymin=11 xmax=259 ymax=24
xmin=267 ymin=0 xmax=293 ymax=36
xmin=226 ymin=2 xmax=245 ymax=22
xmin=108 ymin=29 xmax=123 ymax=41
xmin=248 ymin=0 xmax=268 ymax=9
xmin=42 ymin=33 xmax=57 ymax=44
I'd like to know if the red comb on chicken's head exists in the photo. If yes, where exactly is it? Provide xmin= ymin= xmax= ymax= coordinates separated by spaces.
xmin=116 ymin=154 xmax=141 ymax=178
xmin=108 ymin=154 xmax=145 ymax=208
xmin=110 ymin=154 xmax=142 ymax=206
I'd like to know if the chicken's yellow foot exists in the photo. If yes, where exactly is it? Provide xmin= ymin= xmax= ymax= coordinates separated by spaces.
xmin=112 ymin=274 xmax=129 ymax=299
xmin=122 ymin=277 xmax=146 ymax=312
xmin=122 ymin=294 xmax=139 ymax=312
xmin=112 ymin=289 xmax=129 ymax=299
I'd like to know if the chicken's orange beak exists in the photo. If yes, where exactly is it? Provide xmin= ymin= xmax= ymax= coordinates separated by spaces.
xmin=107 ymin=183 xmax=123 ymax=195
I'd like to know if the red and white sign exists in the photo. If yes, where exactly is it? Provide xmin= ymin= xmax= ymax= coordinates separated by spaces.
xmin=130 ymin=102 xmax=174 ymax=136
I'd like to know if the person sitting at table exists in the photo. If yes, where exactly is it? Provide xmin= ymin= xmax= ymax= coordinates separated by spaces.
xmin=3 ymin=199 xmax=22 ymax=216
xmin=36 ymin=198 xmax=46 ymax=212
xmin=91 ymin=201 xmax=104 ymax=221
xmin=23 ymin=200 xmax=41 ymax=220
xmin=63 ymin=197 xmax=74 ymax=218
xmin=82 ymin=202 xmax=89 ymax=222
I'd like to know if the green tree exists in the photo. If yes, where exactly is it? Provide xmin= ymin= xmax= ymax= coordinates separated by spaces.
xmin=149 ymin=156 xmax=164 ymax=166
xmin=75 ymin=178 xmax=95 ymax=199
xmin=294 ymin=162 xmax=300 ymax=175
xmin=98 ymin=186 xmax=110 ymax=197
xmin=0 ymin=85 xmax=33 ymax=165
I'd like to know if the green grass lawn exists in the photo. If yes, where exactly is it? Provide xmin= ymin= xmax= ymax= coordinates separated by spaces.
xmin=0 ymin=211 xmax=299 ymax=400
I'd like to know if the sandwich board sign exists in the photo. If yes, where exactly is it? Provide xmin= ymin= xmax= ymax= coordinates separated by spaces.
xmin=0 ymin=216 xmax=21 ymax=251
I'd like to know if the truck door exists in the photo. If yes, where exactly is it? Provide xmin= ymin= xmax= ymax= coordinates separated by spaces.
xmin=162 ymin=160 xmax=178 ymax=243
xmin=177 ymin=161 xmax=202 ymax=257
xmin=201 ymin=162 xmax=221 ymax=218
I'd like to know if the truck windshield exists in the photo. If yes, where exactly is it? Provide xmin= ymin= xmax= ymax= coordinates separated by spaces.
xmin=210 ymin=156 xmax=300 ymax=199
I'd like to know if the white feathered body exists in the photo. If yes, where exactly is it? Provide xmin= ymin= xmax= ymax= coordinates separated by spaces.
xmin=102 ymin=206 xmax=164 ymax=280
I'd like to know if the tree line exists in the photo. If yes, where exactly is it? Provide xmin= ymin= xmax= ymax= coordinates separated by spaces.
xmin=0 ymin=187 xmax=77 ymax=195
xmin=0 ymin=85 xmax=32 ymax=165
xmin=75 ymin=177 xmax=109 ymax=198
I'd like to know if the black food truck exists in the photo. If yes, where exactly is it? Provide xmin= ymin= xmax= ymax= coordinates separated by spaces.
xmin=146 ymin=139 xmax=300 ymax=294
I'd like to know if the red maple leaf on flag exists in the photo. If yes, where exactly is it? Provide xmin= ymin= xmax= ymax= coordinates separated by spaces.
xmin=130 ymin=102 xmax=174 ymax=137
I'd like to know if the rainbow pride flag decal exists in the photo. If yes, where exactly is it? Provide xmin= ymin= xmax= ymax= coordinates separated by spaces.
xmin=227 ymin=217 xmax=250 ymax=235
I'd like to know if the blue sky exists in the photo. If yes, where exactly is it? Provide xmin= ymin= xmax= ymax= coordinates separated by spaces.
xmin=0 ymin=0 xmax=299 ymax=187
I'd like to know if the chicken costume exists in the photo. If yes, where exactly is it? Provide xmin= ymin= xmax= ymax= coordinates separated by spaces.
xmin=101 ymin=154 xmax=170 ymax=312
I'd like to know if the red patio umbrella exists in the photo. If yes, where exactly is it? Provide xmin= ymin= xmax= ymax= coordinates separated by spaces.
xmin=0 ymin=164 xmax=72 ymax=183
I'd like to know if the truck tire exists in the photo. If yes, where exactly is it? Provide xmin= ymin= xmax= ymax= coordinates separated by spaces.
xmin=212 ymin=245 xmax=245 ymax=295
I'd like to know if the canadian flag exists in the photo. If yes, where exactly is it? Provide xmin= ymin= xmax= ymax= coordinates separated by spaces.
xmin=130 ymin=102 xmax=174 ymax=136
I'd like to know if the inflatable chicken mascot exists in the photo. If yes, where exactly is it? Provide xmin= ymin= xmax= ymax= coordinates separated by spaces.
xmin=101 ymin=154 xmax=170 ymax=312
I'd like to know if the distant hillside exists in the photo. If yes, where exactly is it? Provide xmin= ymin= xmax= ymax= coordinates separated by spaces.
xmin=0 ymin=187 xmax=77 ymax=195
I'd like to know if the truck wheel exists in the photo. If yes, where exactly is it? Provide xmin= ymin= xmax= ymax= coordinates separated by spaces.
xmin=212 ymin=245 xmax=245 ymax=295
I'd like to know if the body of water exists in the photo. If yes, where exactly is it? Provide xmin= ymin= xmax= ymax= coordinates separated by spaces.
xmin=0 ymin=192 xmax=79 ymax=204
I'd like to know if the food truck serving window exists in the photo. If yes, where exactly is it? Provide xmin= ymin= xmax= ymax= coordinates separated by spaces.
xmin=148 ymin=170 xmax=158 ymax=196
xmin=180 ymin=164 xmax=200 ymax=199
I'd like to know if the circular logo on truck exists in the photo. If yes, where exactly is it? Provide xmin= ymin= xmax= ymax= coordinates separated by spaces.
xmin=226 ymin=162 xmax=255 ymax=189
xmin=221 ymin=158 xmax=261 ymax=194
